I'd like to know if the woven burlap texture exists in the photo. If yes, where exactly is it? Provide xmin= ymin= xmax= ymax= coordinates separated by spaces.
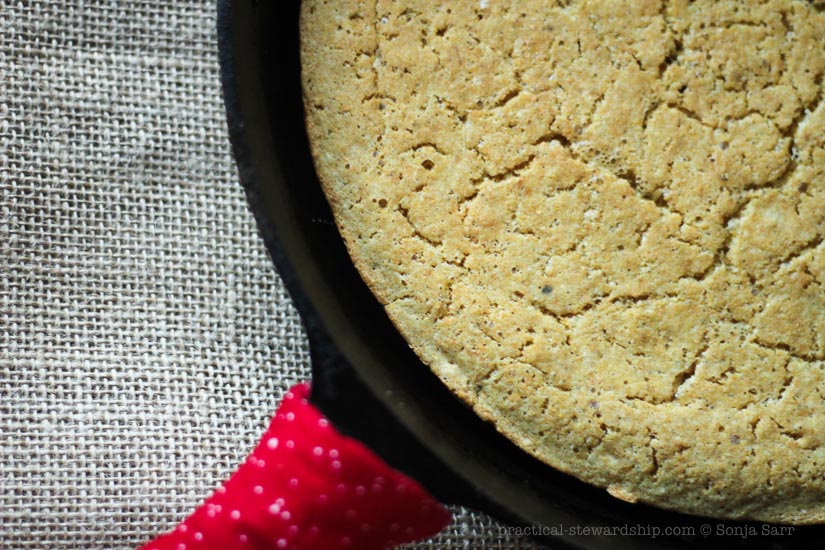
xmin=0 ymin=1 xmax=541 ymax=548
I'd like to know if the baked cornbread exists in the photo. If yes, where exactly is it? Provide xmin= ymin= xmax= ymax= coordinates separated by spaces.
xmin=300 ymin=0 xmax=825 ymax=523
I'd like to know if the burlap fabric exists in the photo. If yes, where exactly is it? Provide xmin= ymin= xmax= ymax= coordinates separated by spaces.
xmin=0 ymin=1 xmax=540 ymax=548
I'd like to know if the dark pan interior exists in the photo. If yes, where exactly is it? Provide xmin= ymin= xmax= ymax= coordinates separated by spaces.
xmin=216 ymin=1 xmax=823 ymax=548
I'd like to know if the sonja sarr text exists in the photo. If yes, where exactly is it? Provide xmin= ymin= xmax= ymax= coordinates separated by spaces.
xmin=500 ymin=522 xmax=796 ymax=539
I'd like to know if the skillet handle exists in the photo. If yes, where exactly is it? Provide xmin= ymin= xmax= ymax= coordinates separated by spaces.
xmin=305 ymin=315 xmax=487 ymax=510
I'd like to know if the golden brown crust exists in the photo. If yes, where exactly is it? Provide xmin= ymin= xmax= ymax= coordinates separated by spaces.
xmin=300 ymin=0 xmax=825 ymax=523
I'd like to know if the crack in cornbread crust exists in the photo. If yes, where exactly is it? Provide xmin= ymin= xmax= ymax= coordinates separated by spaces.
xmin=300 ymin=0 xmax=825 ymax=523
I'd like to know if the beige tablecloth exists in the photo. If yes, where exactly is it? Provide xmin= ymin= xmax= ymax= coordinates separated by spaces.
xmin=0 ymin=1 xmax=540 ymax=548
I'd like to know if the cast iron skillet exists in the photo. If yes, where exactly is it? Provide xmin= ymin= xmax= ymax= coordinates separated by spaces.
xmin=216 ymin=1 xmax=822 ymax=548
